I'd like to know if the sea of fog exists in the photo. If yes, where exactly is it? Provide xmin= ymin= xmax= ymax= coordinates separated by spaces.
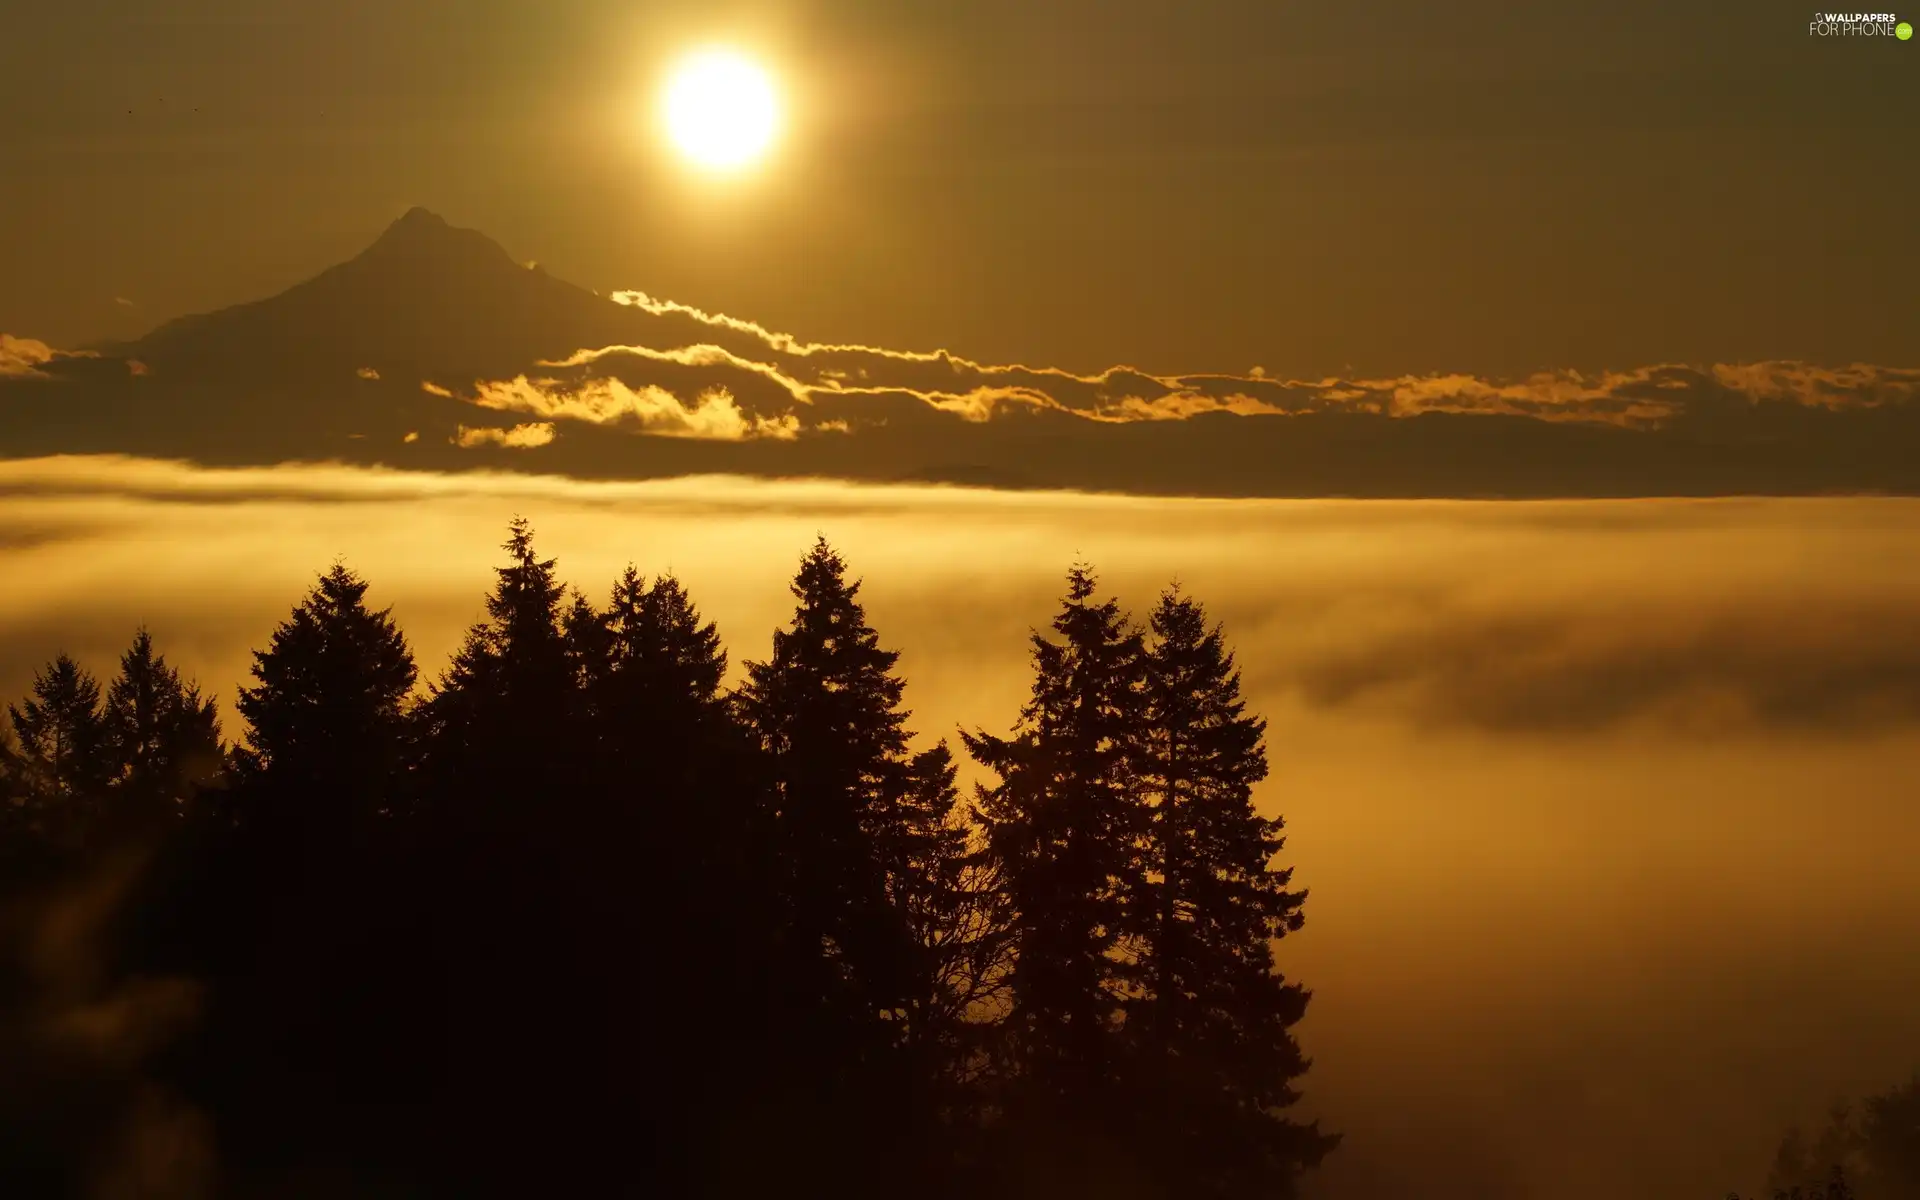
xmin=2 ymin=454 xmax=1918 ymax=1199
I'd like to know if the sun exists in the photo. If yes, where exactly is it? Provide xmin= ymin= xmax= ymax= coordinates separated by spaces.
xmin=661 ymin=48 xmax=780 ymax=171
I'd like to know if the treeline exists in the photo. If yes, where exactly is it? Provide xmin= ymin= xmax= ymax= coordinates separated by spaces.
xmin=0 ymin=520 xmax=1336 ymax=1199
xmin=1728 ymin=1073 xmax=1920 ymax=1200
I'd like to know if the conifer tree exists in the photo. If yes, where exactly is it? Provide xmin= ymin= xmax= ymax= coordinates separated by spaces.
xmin=590 ymin=567 xmax=732 ymax=778
xmin=157 ymin=566 xmax=425 ymax=1191
xmin=734 ymin=538 xmax=1035 ymax=1192
xmin=566 ymin=563 xmax=775 ymax=1192
xmin=1857 ymin=1071 xmax=1920 ymax=1199
xmin=887 ymin=740 xmax=1017 ymax=1124
xmin=1126 ymin=587 xmax=1337 ymax=1197
xmin=412 ymin=519 xmax=609 ymax=1192
xmin=418 ymin=517 xmax=577 ymax=821
xmin=101 ymin=628 xmax=223 ymax=834
xmin=883 ymin=743 xmax=984 ymax=1033
xmin=6 ymin=653 xmax=110 ymax=842
xmin=0 ymin=724 xmax=35 ymax=855
xmin=964 ymin=565 xmax=1147 ymax=1109
xmin=0 ymin=725 xmax=21 ymax=823
xmin=562 ymin=586 xmax=614 ymax=699
xmin=736 ymin=537 xmax=923 ymax=1031
xmin=1769 ymin=1074 xmax=1920 ymax=1200
xmin=235 ymin=562 xmax=417 ymax=825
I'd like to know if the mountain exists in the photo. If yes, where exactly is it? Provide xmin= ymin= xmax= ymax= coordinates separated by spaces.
xmin=110 ymin=208 xmax=645 ymax=384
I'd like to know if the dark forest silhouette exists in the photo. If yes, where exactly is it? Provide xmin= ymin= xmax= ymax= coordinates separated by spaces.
xmin=0 ymin=520 xmax=1339 ymax=1199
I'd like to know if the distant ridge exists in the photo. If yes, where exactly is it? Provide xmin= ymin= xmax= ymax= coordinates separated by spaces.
xmin=103 ymin=208 xmax=640 ymax=383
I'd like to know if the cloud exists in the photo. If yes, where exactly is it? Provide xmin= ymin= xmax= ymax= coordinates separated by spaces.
xmin=580 ymin=287 xmax=1920 ymax=435
xmin=1709 ymin=361 xmax=1920 ymax=408
xmin=542 ymin=343 xmax=816 ymax=406
xmin=1 ymin=335 xmax=60 ymax=378
xmin=5 ymin=453 xmax=1919 ymax=738
xmin=448 ymin=292 xmax=1920 ymax=443
xmin=1276 ymin=593 xmax=1920 ymax=736
xmin=908 ymin=386 xmax=1063 ymax=423
xmin=452 ymin=422 xmax=556 ymax=449
xmin=402 ymin=339 xmax=1920 ymax=497
xmin=356 ymin=366 xmax=380 ymax=380
xmin=113 ymin=297 xmax=136 ymax=309
xmin=471 ymin=376 xmax=802 ymax=441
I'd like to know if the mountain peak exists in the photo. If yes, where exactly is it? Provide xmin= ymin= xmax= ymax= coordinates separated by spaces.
xmin=360 ymin=206 xmax=510 ymax=267
xmin=390 ymin=205 xmax=449 ymax=232
xmin=117 ymin=206 xmax=626 ymax=382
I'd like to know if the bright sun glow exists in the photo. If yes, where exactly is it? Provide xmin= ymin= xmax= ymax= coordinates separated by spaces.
xmin=661 ymin=48 xmax=780 ymax=171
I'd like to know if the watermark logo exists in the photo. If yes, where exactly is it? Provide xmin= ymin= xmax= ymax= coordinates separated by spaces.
xmin=1809 ymin=10 xmax=1911 ymax=35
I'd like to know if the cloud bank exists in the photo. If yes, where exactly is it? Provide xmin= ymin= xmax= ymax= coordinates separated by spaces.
xmin=468 ymin=376 xmax=801 ymax=442
xmin=385 ymin=289 xmax=1920 ymax=452
xmin=534 ymin=290 xmax=1920 ymax=437
xmin=0 ymin=336 xmax=60 ymax=379
xmin=451 ymin=422 xmax=555 ymax=449
xmin=3 ymin=455 xmax=1919 ymax=740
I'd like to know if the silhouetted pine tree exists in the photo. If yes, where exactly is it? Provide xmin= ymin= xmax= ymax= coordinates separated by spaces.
xmin=234 ymin=562 xmax=417 ymax=824
xmin=592 ymin=567 xmax=733 ymax=774
xmin=0 ymin=718 xmax=56 ymax=888
xmin=585 ymin=567 xmax=750 ymax=907
xmin=735 ymin=537 xmax=951 ymax=1187
xmin=886 ymin=739 xmax=1018 ymax=1178
xmin=413 ymin=518 xmax=612 ymax=1192
xmin=100 ymin=628 xmax=223 ymax=838
xmin=562 ymin=586 xmax=615 ymax=696
xmin=1858 ymin=1071 xmax=1920 ymax=1199
xmin=737 ymin=539 xmax=920 ymax=1021
xmin=5 ymin=653 xmax=109 ymax=846
xmin=0 ymin=725 xmax=22 ymax=835
xmin=417 ymin=517 xmax=578 ymax=825
xmin=567 ymin=564 xmax=779 ymax=1194
xmin=1124 ymin=587 xmax=1337 ymax=1198
xmin=149 ymin=563 xmax=425 ymax=1188
xmin=964 ymin=564 xmax=1149 ymax=1176
xmin=885 ymin=741 xmax=1010 ymax=1051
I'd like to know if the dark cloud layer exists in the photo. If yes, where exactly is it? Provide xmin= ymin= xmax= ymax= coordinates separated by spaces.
xmin=1285 ymin=599 xmax=1920 ymax=735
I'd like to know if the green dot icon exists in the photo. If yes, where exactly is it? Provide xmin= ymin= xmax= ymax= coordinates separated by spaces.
xmin=1899 ymin=20 xmax=1915 ymax=39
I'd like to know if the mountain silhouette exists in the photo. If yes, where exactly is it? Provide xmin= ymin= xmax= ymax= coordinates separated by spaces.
xmin=107 ymin=208 xmax=648 ymax=384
